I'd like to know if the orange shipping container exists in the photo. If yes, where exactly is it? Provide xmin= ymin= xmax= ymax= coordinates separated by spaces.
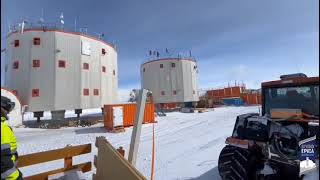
xmin=248 ymin=94 xmax=258 ymax=105
xmin=104 ymin=103 xmax=155 ymax=131
xmin=231 ymin=86 xmax=241 ymax=97
xmin=257 ymin=95 xmax=262 ymax=104
xmin=213 ymin=90 xmax=220 ymax=97
xmin=206 ymin=90 xmax=215 ymax=98
xmin=241 ymin=93 xmax=249 ymax=104
xmin=160 ymin=103 xmax=178 ymax=109
xmin=225 ymin=88 xmax=232 ymax=96
xmin=218 ymin=89 xmax=225 ymax=97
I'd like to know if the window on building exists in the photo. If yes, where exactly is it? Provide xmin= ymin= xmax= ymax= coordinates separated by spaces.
xmin=94 ymin=89 xmax=99 ymax=96
xmin=33 ymin=38 xmax=41 ymax=45
xmin=33 ymin=60 xmax=40 ymax=68
xmin=83 ymin=63 xmax=89 ymax=70
xmin=173 ymin=90 xmax=177 ymax=95
xmin=13 ymin=61 xmax=19 ymax=69
xmin=102 ymin=48 xmax=106 ymax=55
xmin=5 ymin=65 xmax=8 ymax=72
xmin=58 ymin=60 xmax=66 ymax=68
xmin=14 ymin=40 xmax=19 ymax=47
xmin=161 ymin=91 xmax=165 ymax=95
xmin=12 ymin=90 xmax=18 ymax=96
xmin=193 ymin=90 xmax=196 ymax=94
xmin=171 ymin=63 xmax=175 ymax=68
xmin=102 ymin=66 xmax=106 ymax=73
xmin=113 ymin=70 xmax=116 ymax=75
xmin=83 ymin=89 xmax=89 ymax=96
xmin=160 ymin=64 xmax=163 ymax=68
xmin=143 ymin=68 xmax=145 ymax=72
xmin=32 ymin=89 xmax=40 ymax=97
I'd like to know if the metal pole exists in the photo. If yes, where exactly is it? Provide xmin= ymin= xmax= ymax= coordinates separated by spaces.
xmin=128 ymin=89 xmax=148 ymax=165
xmin=74 ymin=18 xmax=77 ymax=32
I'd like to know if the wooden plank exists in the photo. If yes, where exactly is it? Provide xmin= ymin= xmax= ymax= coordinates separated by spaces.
xmin=128 ymin=89 xmax=148 ymax=165
xmin=95 ymin=136 xmax=146 ymax=180
xmin=18 ymin=144 xmax=91 ymax=167
xmin=23 ymin=162 xmax=92 ymax=180
xmin=64 ymin=156 xmax=73 ymax=169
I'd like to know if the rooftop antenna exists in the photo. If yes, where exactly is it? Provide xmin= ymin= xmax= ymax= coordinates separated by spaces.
xmin=39 ymin=8 xmax=44 ymax=24
xmin=20 ymin=20 xmax=27 ymax=33
xmin=59 ymin=12 xmax=64 ymax=29
xmin=74 ymin=18 xmax=77 ymax=31
xmin=8 ymin=22 xmax=12 ymax=33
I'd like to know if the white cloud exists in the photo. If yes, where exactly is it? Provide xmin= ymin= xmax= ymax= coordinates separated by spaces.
xmin=117 ymin=88 xmax=132 ymax=103
xmin=228 ymin=64 xmax=249 ymax=80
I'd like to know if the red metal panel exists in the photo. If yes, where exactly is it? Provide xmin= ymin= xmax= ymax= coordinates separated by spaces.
xmin=206 ymin=90 xmax=212 ymax=98
xmin=218 ymin=89 xmax=225 ymax=97
xmin=225 ymin=88 xmax=232 ymax=96
xmin=247 ymin=94 xmax=258 ymax=105
xmin=104 ymin=103 xmax=155 ymax=131
xmin=257 ymin=95 xmax=262 ymax=104
xmin=160 ymin=103 xmax=177 ymax=110
xmin=213 ymin=90 xmax=219 ymax=97
xmin=231 ymin=87 xmax=241 ymax=97
xmin=241 ymin=93 xmax=249 ymax=104
xmin=103 ymin=105 xmax=114 ymax=130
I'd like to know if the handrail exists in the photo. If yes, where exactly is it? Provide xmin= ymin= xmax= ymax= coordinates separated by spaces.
xmin=17 ymin=144 xmax=92 ymax=180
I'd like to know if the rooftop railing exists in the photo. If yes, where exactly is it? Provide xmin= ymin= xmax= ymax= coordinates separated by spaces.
xmin=8 ymin=22 xmax=116 ymax=48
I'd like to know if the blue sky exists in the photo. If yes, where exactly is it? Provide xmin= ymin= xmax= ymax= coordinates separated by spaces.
xmin=1 ymin=0 xmax=319 ymax=90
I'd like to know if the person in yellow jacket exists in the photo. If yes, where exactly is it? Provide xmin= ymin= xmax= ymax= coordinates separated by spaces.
xmin=1 ymin=96 xmax=22 ymax=180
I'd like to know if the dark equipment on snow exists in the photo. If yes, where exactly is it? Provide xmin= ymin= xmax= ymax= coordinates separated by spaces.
xmin=218 ymin=73 xmax=319 ymax=180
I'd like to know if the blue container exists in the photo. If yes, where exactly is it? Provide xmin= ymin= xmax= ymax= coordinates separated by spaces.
xmin=222 ymin=97 xmax=244 ymax=106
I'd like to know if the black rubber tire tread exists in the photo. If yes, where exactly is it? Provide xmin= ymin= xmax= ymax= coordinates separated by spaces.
xmin=218 ymin=145 xmax=252 ymax=180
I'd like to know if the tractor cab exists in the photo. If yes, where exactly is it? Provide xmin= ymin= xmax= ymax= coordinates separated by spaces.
xmin=261 ymin=73 xmax=319 ymax=122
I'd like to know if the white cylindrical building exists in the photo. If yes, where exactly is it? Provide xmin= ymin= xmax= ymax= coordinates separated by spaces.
xmin=4 ymin=28 xmax=118 ymax=119
xmin=141 ymin=58 xmax=199 ymax=104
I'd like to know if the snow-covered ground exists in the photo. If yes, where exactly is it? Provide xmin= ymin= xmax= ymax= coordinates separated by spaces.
xmin=13 ymin=106 xmax=318 ymax=180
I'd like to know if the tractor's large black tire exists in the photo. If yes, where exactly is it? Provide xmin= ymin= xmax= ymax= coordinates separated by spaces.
xmin=218 ymin=145 xmax=255 ymax=180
